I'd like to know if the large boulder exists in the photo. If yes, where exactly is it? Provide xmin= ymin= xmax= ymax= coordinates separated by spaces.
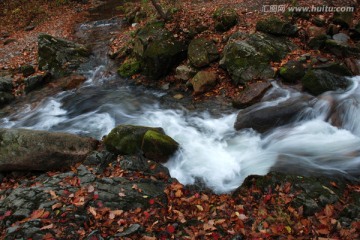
xmin=24 ymin=72 xmax=52 ymax=93
xmin=234 ymin=96 xmax=312 ymax=133
xmin=0 ymin=128 xmax=97 ymax=171
xmin=38 ymin=34 xmax=91 ymax=78
xmin=220 ymin=32 xmax=295 ymax=85
xmin=117 ymin=57 xmax=141 ymax=78
xmin=256 ymin=17 xmax=298 ymax=36
xmin=104 ymin=125 xmax=179 ymax=163
xmin=188 ymin=38 xmax=219 ymax=68
xmin=333 ymin=12 xmax=353 ymax=28
xmin=133 ymin=22 xmax=186 ymax=79
xmin=301 ymin=69 xmax=351 ymax=95
xmin=213 ymin=7 xmax=238 ymax=32
xmin=324 ymin=39 xmax=360 ymax=57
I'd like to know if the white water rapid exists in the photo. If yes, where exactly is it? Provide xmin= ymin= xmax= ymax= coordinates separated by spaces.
xmin=1 ymin=64 xmax=360 ymax=193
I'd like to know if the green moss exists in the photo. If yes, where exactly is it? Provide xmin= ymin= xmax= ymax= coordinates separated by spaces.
xmin=117 ymin=58 xmax=141 ymax=78
xmin=213 ymin=7 xmax=238 ymax=32
xmin=142 ymin=130 xmax=179 ymax=162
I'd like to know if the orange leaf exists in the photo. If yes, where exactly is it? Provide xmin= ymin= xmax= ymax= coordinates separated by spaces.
xmin=317 ymin=228 xmax=330 ymax=235
xmin=40 ymin=224 xmax=54 ymax=230
xmin=167 ymin=225 xmax=176 ymax=234
xmin=52 ymin=203 xmax=62 ymax=210
xmin=31 ymin=209 xmax=45 ymax=219
xmin=88 ymin=206 xmax=97 ymax=217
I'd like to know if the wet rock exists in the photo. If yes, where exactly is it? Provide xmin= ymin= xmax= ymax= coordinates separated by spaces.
xmin=104 ymin=125 xmax=179 ymax=163
xmin=256 ymin=17 xmax=297 ymax=37
xmin=117 ymin=58 xmax=141 ymax=78
xmin=313 ymin=62 xmax=353 ymax=76
xmin=0 ymin=128 xmax=97 ymax=171
xmin=84 ymin=151 xmax=115 ymax=166
xmin=188 ymin=38 xmax=219 ymax=68
xmin=24 ymin=72 xmax=52 ymax=93
xmin=59 ymin=74 xmax=87 ymax=90
xmin=0 ymin=76 xmax=13 ymax=93
xmin=344 ymin=58 xmax=360 ymax=75
xmin=327 ymin=23 xmax=340 ymax=36
xmin=234 ymin=96 xmax=311 ymax=133
xmin=213 ymin=7 xmax=238 ymax=32
xmin=232 ymin=81 xmax=272 ymax=109
xmin=0 ymin=92 xmax=14 ymax=107
xmin=221 ymin=32 xmax=295 ymax=84
xmin=324 ymin=39 xmax=360 ymax=57
xmin=133 ymin=22 xmax=186 ymax=79
xmin=38 ymin=34 xmax=91 ymax=78
xmin=189 ymin=70 xmax=217 ymax=94
xmin=20 ymin=65 xmax=35 ymax=77
xmin=333 ymin=12 xmax=353 ymax=28
xmin=279 ymin=60 xmax=306 ymax=83
xmin=301 ymin=69 xmax=351 ymax=95
xmin=119 ymin=155 xmax=170 ymax=177
xmin=175 ymin=65 xmax=196 ymax=81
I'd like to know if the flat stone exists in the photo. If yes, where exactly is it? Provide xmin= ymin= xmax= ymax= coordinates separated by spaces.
xmin=232 ymin=81 xmax=272 ymax=109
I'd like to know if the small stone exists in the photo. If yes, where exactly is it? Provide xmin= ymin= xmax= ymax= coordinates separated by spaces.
xmin=173 ymin=93 xmax=184 ymax=100
xmin=175 ymin=65 xmax=196 ymax=81
xmin=333 ymin=33 xmax=350 ymax=44
xmin=317 ymin=57 xmax=329 ymax=63
xmin=189 ymin=70 xmax=217 ymax=94
xmin=161 ymin=83 xmax=170 ymax=90
xmin=24 ymin=25 xmax=35 ymax=31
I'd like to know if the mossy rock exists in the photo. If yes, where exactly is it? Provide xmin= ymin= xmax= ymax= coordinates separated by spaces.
xmin=133 ymin=22 xmax=186 ymax=79
xmin=142 ymin=130 xmax=179 ymax=162
xmin=308 ymin=34 xmax=328 ymax=50
xmin=20 ymin=65 xmax=35 ymax=77
xmin=256 ymin=17 xmax=298 ymax=37
xmin=104 ymin=125 xmax=179 ymax=163
xmin=0 ymin=92 xmax=15 ymax=108
xmin=279 ymin=60 xmax=305 ymax=83
xmin=0 ymin=76 xmax=13 ymax=93
xmin=221 ymin=32 xmax=295 ymax=84
xmin=301 ymin=69 xmax=351 ymax=95
xmin=188 ymin=38 xmax=219 ymax=68
xmin=117 ymin=58 xmax=141 ymax=78
xmin=324 ymin=39 xmax=360 ymax=57
xmin=38 ymin=34 xmax=91 ymax=78
xmin=189 ymin=70 xmax=217 ymax=94
xmin=314 ymin=62 xmax=353 ymax=76
xmin=213 ymin=7 xmax=238 ymax=32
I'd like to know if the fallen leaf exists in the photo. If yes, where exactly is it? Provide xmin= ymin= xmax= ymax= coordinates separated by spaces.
xmin=51 ymin=203 xmax=62 ymax=210
xmin=87 ymin=185 xmax=95 ymax=193
xmin=88 ymin=206 xmax=97 ymax=217
xmin=41 ymin=224 xmax=54 ymax=230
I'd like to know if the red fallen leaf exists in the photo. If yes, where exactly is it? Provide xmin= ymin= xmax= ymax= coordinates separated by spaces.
xmin=317 ymin=228 xmax=330 ymax=235
xmin=30 ymin=209 xmax=45 ymax=219
xmin=149 ymin=199 xmax=155 ymax=205
xmin=40 ymin=223 xmax=54 ymax=230
xmin=144 ymin=211 xmax=150 ymax=220
xmin=52 ymin=203 xmax=62 ymax=210
xmin=97 ymin=201 xmax=104 ymax=208
xmin=212 ymin=232 xmax=220 ymax=240
xmin=4 ymin=210 xmax=12 ymax=217
xmin=42 ymin=211 xmax=50 ymax=219
xmin=167 ymin=225 xmax=176 ymax=234
xmin=93 ymin=194 xmax=99 ymax=200
xmin=264 ymin=194 xmax=272 ymax=203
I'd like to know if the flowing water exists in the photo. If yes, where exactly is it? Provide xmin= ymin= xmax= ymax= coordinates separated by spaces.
xmin=1 ymin=16 xmax=360 ymax=193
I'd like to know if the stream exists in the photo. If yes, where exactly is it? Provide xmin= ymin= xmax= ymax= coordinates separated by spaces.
xmin=1 ymin=8 xmax=360 ymax=193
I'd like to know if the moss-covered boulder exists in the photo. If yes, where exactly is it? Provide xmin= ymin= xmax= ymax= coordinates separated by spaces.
xmin=314 ymin=62 xmax=353 ymax=76
xmin=133 ymin=22 xmax=186 ymax=80
xmin=189 ymin=70 xmax=217 ymax=94
xmin=0 ymin=128 xmax=97 ymax=171
xmin=301 ymin=69 xmax=351 ymax=95
xmin=20 ymin=65 xmax=35 ymax=77
xmin=220 ymin=32 xmax=295 ymax=84
xmin=188 ymin=38 xmax=219 ymax=68
xmin=38 ymin=34 xmax=91 ymax=79
xmin=104 ymin=125 xmax=179 ymax=163
xmin=213 ymin=7 xmax=238 ymax=32
xmin=117 ymin=58 xmax=141 ymax=78
xmin=256 ymin=17 xmax=297 ymax=37
xmin=279 ymin=60 xmax=306 ymax=83
xmin=308 ymin=34 xmax=328 ymax=50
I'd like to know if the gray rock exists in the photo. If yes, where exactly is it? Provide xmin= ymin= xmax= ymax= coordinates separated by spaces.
xmin=213 ymin=7 xmax=238 ymax=32
xmin=114 ymin=224 xmax=142 ymax=237
xmin=234 ymin=96 xmax=312 ymax=133
xmin=188 ymin=38 xmax=219 ymax=68
xmin=0 ymin=128 xmax=97 ymax=171
xmin=256 ymin=17 xmax=298 ymax=36
xmin=38 ymin=34 xmax=91 ymax=78
xmin=324 ymin=39 xmax=360 ymax=57
xmin=133 ymin=22 xmax=186 ymax=80
xmin=333 ymin=12 xmax=353 ymax=28
xmin=221 ymin=32 xmax=295 ymax=84
xmin=302 ymin=69 xmax=351 ymax=95
xmin=333 ymin=33 xmax=350 ymax=44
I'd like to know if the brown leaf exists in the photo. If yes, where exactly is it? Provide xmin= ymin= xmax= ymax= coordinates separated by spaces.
xmin=317 ymin=228 xmax=330 ymax=235
xmin=88 ymin=206 xmax=97 ymax=217
xmin=51 ymin=203 xmax=62 ymax=210
xmin=40 ymin=224 xmax=54 ymax=230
